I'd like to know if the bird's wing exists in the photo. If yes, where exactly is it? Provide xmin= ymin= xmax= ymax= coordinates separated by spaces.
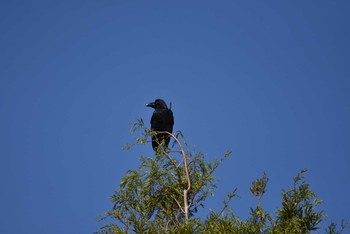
xmin=165 ymin=109 xmax=174 ymax=133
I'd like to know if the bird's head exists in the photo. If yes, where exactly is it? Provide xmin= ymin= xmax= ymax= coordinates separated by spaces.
xmin=146 ymin=99 xmax=168 ymax=110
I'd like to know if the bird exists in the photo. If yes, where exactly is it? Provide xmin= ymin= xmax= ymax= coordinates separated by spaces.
xmin=146 ymin=99 xmax=174 ymax=150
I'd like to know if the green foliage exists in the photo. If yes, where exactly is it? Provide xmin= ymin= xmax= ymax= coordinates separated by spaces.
xmin=325 ymin=220 xmax=348 ymax=234
xmin=272 ymin=169 xmax=325 ymax=233
xmin=97 ymin=119 xmax=347 ymax=233
xmin=250 ymin=172 xmax=269 ymax=201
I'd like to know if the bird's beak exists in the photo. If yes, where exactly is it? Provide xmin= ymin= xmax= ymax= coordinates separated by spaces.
xmin=146 ymin=102 xmax=156 ymax=108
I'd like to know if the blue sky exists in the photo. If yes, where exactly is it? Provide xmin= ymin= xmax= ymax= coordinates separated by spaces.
xmin=1 ymin=1 xmax=349 ymax=233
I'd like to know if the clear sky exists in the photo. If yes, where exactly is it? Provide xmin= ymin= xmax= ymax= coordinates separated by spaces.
xmin=1 ymin=1 xmax=349 ymax=233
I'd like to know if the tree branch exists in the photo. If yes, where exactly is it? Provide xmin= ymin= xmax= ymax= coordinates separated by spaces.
xmin=156 ymin=131 xmax=191 ymax=222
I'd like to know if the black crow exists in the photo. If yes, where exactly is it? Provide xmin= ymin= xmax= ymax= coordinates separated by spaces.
xmin=146 ymin=99 xmax=174 ymax=150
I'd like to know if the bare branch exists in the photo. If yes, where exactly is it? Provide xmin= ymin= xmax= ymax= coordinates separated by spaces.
xmin=155 ymin=131 xmax=191 ymax=222
xmin=171 ymin=195 xmax=185 ymax=214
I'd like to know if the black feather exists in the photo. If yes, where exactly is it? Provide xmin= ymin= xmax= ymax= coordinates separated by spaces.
xmin=146 ymin=99 xmax=174 ymax=150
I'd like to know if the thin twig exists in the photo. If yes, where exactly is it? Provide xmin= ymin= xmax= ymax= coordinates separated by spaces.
xmin=171 ymin=195 xmax=185 ymax=213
